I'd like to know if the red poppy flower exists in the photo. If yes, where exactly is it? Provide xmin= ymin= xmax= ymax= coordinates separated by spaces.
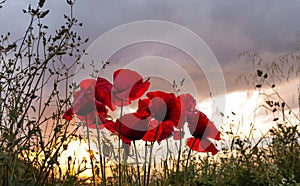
xmin=63 ymin=79 xmax=96 ymax=120
xmin=95 ymin=69 xmax=150 ymax=110
xmin=141 ymin=91 xmax=183 ymax=125
xmin=104 ymin=112 xmax=149 ymax=144
xmin=186 ymin=110 xmax=220 ymax=154
xmin=63 ymin=79 xmax=109 ymax=129
xmin=137 ymin=91 xmax=184 ymax=142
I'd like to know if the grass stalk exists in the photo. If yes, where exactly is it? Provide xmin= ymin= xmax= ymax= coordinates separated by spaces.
xmin=85 ymin=116 xmax=96 ymax=186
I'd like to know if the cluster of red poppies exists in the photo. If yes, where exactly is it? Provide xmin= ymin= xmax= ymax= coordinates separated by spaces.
xmin=63 ymin=69 xmax=220 ymax=155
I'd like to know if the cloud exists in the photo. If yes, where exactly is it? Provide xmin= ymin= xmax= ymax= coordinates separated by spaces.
xmin=2 ymin=0 xmax=300 ymax=63
xmin=1 ymin=0 xmax=299 ymax=95
xmin=206 ymin=1 xmax=300 ymax=52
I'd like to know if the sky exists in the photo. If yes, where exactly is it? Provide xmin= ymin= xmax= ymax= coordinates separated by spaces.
xmin=1 ymin=1 xmax=299 ymax=80
xmin=1 ymin=0 xmax=299 ymax=132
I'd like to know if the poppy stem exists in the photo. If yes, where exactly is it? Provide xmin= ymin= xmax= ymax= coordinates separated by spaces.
xmin=133 ymin=140 xmax=141 ymax=185
xmin=118 ymin=100 xmax=124 ymax=186
xmin=146 ymin=125 xmax=160 ymax=186
xmin=184 ymin=138 xmax=196 ymax=186
xmin=147 ymin=142 xmax=154 ymax=186
xmin=143 ymin=142 xmax=148 ymax=186
xmin=85 ymin=116 xmax=96 ymax=186
xmin=95 ymin=116 xmax=106 ymax=186
xmin=175 ymin=129 xmax=183 ymax=185
xmin=166 ymin=138 xmax=169 ymax=161
xmin=165 ymin=139 xmax=169 ymax=180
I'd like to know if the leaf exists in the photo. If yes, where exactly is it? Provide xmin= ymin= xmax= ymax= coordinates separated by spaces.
xmin=257 ymin=70 xmax=263 ymax=77
xmin=180 ymin=78 xmax=185 ymax=86
xmin=39 ymin=10 xmax=49 ymax=18
xmin=38 ymin=0 xmax=45 ymax=7
xmin=31 ymin=94 xmax=38 ymax=99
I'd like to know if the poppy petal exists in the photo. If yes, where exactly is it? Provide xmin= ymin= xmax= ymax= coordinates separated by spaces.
xmin=186 ymin=138 xmax=218 ymax=155
xmin=187 ymin=110 xmax=220 ymax=141
xmin=113 ymin=69 xmax=143 ymax=92
xmin=169 ymin=96 xmax=185 ymax=129
xmin=111 ymin=95 xmax=131 ymax=107
xmin=95 ymin=77 xmax=114 ymax=111
xmin=117 ymin=113 xmax=149 ymax=141
xmin=103 ymin=120 xmax=118 ymax=134
xmin=118 ymin=113 xmax=149 ymax=132
xmin=113 ymin=69 xmax=150 ymax=102
xmin=146 ymin=91 xmax=175 ymax=103
xmin=137 ymin=98 xmax=151 ymax=117
xmin=79 ymin=79 xmax=96 ymax=89
xmin=112 ymin=87 xmax=132 ymax=104
xmin=73 ymin=88 xmax=95 ymax=115
xmin=63 ymin=108 xmax=74 ymax=120
xmin=179 ymin=93 xmax=196 ymax=112
xmin=77 ymin=110 xmax=106 ymax=130
xmin=129 ymin=79 xmax=150 ymax=100
xmin=187 ymin=110 xmax=209 ymax=139
xmin=142 ymin=120 xmax=160 ymax=142
xmin=120 ymin=137 xmax=132 ymax=145
xmin=142 ymin=120 xmax=174 ymax=142
xmin=206 ymin=121 xmax=221 ymax=140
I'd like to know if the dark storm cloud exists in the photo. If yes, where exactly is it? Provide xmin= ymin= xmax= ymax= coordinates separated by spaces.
xmin=205 ymin=1 xmax=300 ymax=59
xmin=72 ymin=0 xmax=300 ymax=66
xmin=1 ymin=0 xmax=299 ymax=94
xmin=2 ymin=0 xmax=300 ymax=63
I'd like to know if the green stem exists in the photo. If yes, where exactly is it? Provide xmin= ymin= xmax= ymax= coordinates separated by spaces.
xmin=118 ymin=100 xmax=124 ymax=186
xmin=184 ymin=138 xmax=196 ymax=186
xmin=133 ymin=140 xmax=141 ymax=185
xmin=166 ymin=138 xmax=169 ymax=161
xmin=175 ymin=129 xmax=183 ymax=185
xmin=143 ymin=142 xmax=148 ymax=186
xmin=146 ymin=125 xmax=160 ymax=186
xmin=165 ymin=139 xmax=169 ymax=182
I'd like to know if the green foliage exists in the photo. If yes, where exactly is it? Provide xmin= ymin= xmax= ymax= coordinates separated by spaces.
xmin=0 ymin=0 xmax=89 ymax=185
